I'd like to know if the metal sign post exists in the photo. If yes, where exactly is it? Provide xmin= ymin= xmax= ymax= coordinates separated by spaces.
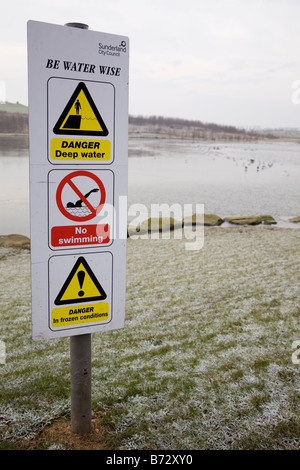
xmin=67 ymin=22 xmax=92 ymax=436
xmin=70 ymin=333 xmax=92 ymax=434
xmin=27 ymin=20 xmax=129 ymax=434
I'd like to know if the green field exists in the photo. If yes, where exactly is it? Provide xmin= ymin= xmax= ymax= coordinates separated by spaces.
xmin=0 ymin=226 xmax=300 ymax=450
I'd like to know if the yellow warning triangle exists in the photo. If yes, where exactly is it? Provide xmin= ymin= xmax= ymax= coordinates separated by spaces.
xmin=53 ymin=82 xmax=109 ymax=136
xmin=54 ymin=257 xmax=107 ymax=305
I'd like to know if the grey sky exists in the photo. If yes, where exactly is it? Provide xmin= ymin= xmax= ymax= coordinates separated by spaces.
xmin=1 ymin=0 xmax=300 ymax=127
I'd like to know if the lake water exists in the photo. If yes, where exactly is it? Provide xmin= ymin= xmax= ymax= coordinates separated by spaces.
xmin=0 ymin=134 xmax=299 ymax=236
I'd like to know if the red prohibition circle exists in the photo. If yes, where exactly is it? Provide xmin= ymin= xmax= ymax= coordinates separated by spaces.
xmin=56 ymin=170 xmax=106 ymax=222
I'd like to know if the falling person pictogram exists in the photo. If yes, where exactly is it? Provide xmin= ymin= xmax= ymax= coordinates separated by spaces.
xmin=66 ymin=188 xmax=99 ymax=208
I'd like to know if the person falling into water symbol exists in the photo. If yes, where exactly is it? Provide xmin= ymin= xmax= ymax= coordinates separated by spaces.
xmin=75 ymin=99 xmax=81 ymax=115
xmin=66 ymin=188 xmax=99 ymax=208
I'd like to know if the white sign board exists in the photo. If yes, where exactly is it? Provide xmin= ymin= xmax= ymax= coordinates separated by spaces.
xmin=27 ymin=21 xmax=129 ymax=340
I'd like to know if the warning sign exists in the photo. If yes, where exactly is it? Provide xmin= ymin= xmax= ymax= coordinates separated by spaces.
xmin=49 ymin=251 xmax=113 ymax=332
xmin=28 ymin=21 xmax=128 ymax=340
xmin=47 ymin=78 xmax=115 ymax=164
xmin=56 ymin=170 xmax=106 ymax=222
xmin=50 ymin=138 xmax=111 ymax=162
xmin=53 ymin=82 xmax=108 ymax=136
xmin=55 ymin=256 xmax=107 ymax=305
xmin=51 ymin=224 xmax=110 ymax=247
xmin=51 ymin=302 xmax=109 ymax=327
xmin=48 ymin=169 xmax=113 ymax=250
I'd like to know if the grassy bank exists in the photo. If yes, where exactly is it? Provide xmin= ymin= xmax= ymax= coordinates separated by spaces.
xmin=0 ymin=226 xmax=300 ymax=450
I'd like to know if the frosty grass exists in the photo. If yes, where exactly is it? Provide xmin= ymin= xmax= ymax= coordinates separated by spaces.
xmin=0 ymin=226 xmax=299 ymax=449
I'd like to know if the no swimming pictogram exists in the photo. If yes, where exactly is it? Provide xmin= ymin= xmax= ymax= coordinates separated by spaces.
xmin=48 ymin=169 xmax=113 ymax=249
xmin=56 ymin=170 xmax=106 ymax=222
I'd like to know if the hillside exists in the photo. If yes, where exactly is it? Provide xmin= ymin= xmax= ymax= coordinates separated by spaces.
xmin=0 ymin=101 xmax=28 ymax=114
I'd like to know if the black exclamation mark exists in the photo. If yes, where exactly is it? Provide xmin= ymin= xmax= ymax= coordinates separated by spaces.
xmin=77 ymin=270 xmax=85 ymax=297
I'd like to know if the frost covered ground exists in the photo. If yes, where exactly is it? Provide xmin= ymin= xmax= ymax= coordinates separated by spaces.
xmin=0 ymin=226 xmax=300 ymax=450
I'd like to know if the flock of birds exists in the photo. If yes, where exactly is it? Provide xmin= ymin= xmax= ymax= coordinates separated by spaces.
xmin=240 ymin=157 xmax=274 ymax=173
xmin=136 ymin=143 xmax=291 ymax=177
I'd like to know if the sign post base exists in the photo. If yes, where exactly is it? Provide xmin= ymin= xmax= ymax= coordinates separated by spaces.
xmin=70 ymin=333 xmax=92 ymax=434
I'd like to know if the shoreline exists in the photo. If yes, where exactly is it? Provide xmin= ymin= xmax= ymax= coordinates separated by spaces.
xmin=127 ymin=213 xmax=300 ymax=234
xmin=1 ymin=217 xmax=300 ymax=252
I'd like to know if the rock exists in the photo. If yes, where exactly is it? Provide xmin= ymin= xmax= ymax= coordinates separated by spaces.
xmin=204 ymin=214 xmax=224 ymax=226
xmin=224 ymin=215 xmax=277 ymax=226
xmin=139 ymin=217 xmax=183 ymax=233
xmin=0 ymin=234 xmax=30 ymax=249
xmin=260 ymin=215 xmax=277 ymax=225
xmin=183 ymin=213 xmax=224 ymax=226
xmin=289 ymin=216 xmax=300 ymax=223
xmin=127 ymin=225 xmax=142 ymax=238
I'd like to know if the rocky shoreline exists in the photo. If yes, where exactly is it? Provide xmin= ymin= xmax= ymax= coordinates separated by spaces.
xmin=0 ymin=234 xmax=30 ymax=250
xmin=127 ymin=213 xmax=300 ymax=236
xmin=0 ymin=212 xmax=298 ymax=252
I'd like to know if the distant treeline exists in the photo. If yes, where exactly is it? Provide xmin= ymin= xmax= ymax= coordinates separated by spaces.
xmin=0 ymin=109 xmax=276 ymax=140
xmin=129 ymin=114 xmax=269 ymax=137
xmin=0 ymin=111 xmax=28 ymax=133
